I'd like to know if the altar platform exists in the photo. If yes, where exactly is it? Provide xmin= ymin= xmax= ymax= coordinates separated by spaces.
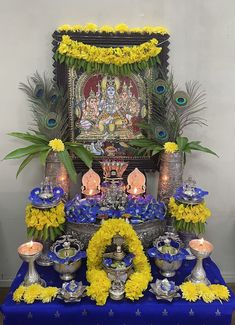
xmin=1 ymin=259 xmax=235 ymax=325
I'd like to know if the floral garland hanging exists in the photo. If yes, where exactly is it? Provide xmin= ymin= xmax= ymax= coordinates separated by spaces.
xmin=86 ymin=219 xmax=152 ymax=305
xmin=54 ymin=35 xmax=162 ymax=75
xmin=57 ymin=23 xmax=169 ymax=35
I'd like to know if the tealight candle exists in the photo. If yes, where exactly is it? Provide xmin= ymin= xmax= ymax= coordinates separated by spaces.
xmin=18 ymin=241 xmax=46 ymax=287
xmin=189 ymin=238 xmax=214 ymax=253
xmin=18 ymin=241 xmax=43 ymax=256
xmin=186 ymin=238 xmax=214 ymax=285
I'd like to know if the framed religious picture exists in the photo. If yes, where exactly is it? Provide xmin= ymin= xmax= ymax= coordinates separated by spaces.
xmin=52 ymin=24 xmax=170 ymax=172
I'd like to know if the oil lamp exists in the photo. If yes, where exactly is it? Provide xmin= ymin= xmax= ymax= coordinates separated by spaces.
xmin=126 ymin=168 xmax=146 ymax=195
xmin=18 ymin=241 xmax=46 ymax=287
xmin=186 ymin=238 xmax=214 ymax=285
xmin=81 ymin=169 xmax=101 ymax=196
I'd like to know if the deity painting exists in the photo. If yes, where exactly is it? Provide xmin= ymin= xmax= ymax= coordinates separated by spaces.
xmin=69 ymin=70 xmax=148 ymax=156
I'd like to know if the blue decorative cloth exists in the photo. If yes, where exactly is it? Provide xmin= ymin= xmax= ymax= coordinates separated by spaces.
xmin=1 ymin=259 xmax=235 ymax=325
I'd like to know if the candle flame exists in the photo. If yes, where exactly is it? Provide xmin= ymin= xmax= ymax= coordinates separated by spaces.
xmin=133 ymin=187 xmax=138 ymax=194
xmin=89 ymin=189 xmax=93 ymax=195
xmin=29 ymin=240 xmax=33 ymax=248
xmin=162 ymin=175 xmax=169 ymax=181
xmin=199 ymin=238 xmax=204 ymax=245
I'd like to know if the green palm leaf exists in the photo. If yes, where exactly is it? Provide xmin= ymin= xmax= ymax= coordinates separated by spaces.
xmin=39 ymin=149 xmax=51 ymax=166
xmin=16 ymin=154 xmax=35 ymax=177
xmin=68 ymin=145 xmax=93 ymax=168
xmin=57 ymin=149 xmax=77 ymax=183
xmin=4 ymin=144 xmax=49 ymax=160
xmin=187 ymin=142 xmax=218 ymax=157
xmin=8 ymin=132 xmax=48 ymax=145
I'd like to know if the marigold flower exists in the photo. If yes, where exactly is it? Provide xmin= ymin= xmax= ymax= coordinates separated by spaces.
xmin=180 ymin=282 xmax=198 ymax=302
xmin=114 ymin=23 xmax=129 ymax=33
xmin=164 ymin=142 xmax=179 ymax=153
xmin=49 ymin=138 xmax=65 ymax=152
xmin=13 ymin=285 xmax=26 ymax=302
xmin=210 ymin=284 xmax=230 ymax=301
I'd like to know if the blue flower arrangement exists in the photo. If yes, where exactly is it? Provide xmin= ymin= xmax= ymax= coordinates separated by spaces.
xmin=125 ymin=195 xmax=166 ymax=224
xmin=29 ymin=186 xmax=64 ymax=208
xmin=65 ymin=194 xmax=166 ymax=224
xmin=48 ymin=249 xmax=86 ymax=265
xmin=174 ymin=186 xmax=208 ymax=204
xmin=65 ymin=195 xmax=101 ymax=223
xmin=148 ymin=239 xmax=188 ymax=262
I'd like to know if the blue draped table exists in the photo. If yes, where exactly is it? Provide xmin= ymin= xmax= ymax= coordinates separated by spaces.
xmin=1 ymin=258 xmax=235 ymax=325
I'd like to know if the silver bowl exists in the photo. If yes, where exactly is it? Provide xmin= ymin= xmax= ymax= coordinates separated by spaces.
xmin=53 ymin=260 xmax=82 ymax=281
xmin=154 ymin=258 xmax=183 ymax=278
xmin=66 ymin=218 xmax=166 ymax=249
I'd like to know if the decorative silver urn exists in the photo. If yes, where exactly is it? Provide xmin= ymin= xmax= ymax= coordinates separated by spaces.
xmin=148 ymin=233 xmax=188 ymax=277
xmin=48 ymin=235 xmax=86 ymax=281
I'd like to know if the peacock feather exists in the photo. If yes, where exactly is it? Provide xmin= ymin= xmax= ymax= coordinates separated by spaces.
xmin=144 ymin=74 xmax=207 ymax=145
xmin=19 ymin=72 xmax=68 ymax=141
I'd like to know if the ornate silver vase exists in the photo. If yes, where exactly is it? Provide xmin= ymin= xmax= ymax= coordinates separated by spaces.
xmin=157 ymin=152 xmax=184 ymax=202
xmin=45 ymin=151 xmax=70 ymax=198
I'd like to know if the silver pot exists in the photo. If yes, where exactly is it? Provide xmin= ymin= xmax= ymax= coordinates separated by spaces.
xmin=154 ymin=258 xmax=182 ymax=278
xmin=53 ymin=260 xmax=82 ymax=281
xmin=49 ymin=235 xmax=85 ymax=281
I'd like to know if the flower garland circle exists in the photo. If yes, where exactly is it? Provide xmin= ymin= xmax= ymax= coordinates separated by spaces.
xmin=168 ymin=197 xmax=211 ymax=233
xmin=25 ymin=202 xmax=65 ymax=241
xmin=86 ymin=219 xmax=152 ymax=305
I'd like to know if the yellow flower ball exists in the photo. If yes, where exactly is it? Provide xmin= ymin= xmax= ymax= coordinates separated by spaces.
xmin=49 ymin=138 xmax=65 ymax=152
xmin=164 ymin=142 xmax=179 ymax=153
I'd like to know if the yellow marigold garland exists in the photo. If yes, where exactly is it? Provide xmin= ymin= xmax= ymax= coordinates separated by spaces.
xmin=57 ymin=36 xmax=161 ymax=65
xmin=13 ymin=284 xmax=59 ymax=304
xmin=25 ymin=202 xmax=65 ymax=241
xmin=180 ymin=282 xmax=230 ymax=303
xmin=57 ymin=23 xmax=169 ymax=35
xmin=86 ymin=219 xmax=152 ymax=305
xmin=168 ymin=197 xmax=211 ymax=234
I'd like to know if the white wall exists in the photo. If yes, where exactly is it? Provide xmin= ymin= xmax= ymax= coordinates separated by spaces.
xmin=0 ymin=0 xmax=235 ymax=284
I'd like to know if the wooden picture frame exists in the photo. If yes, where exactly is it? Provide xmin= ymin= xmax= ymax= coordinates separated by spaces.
xmin=52 ymin=30 xmax=170 ymax=172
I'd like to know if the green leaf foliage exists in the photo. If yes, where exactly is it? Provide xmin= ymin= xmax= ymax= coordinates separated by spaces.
xmin=187 ymin=141 xmax=218 ymax=157
xmin=4 ymin=145 xmax=49 ymax=160
xmin=39 ymin=149 xmax=51 ymax=166
xmin=16 ymin=154 xmax=35 ymax=178
xmin=173 ymin=218 xmax=205 ymax=235
xmin=8 ymin=132 xmax=48 ymax=145
xmin=176 ymin=136 xmax=189 ymax=151
xmin=57 ymin=149 xmax=77 ymax=183
xmin=68 ymin=145 xmax=93 ymax=168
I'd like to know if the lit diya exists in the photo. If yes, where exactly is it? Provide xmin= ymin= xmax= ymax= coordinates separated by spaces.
xmin=186 ymin=238 xmax=214 ymax=285
xmin=18 ymin=241 xmax=46 ymax=287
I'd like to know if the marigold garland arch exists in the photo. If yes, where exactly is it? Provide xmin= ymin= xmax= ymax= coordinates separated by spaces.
xmin=86 ymin=219 xmax=152 ymax=305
